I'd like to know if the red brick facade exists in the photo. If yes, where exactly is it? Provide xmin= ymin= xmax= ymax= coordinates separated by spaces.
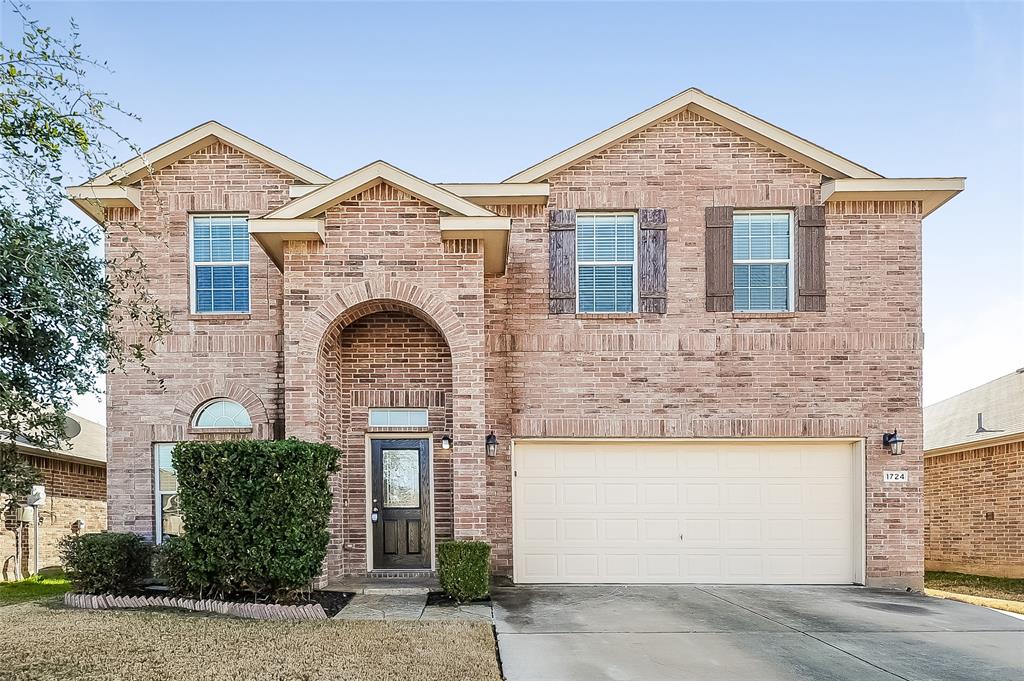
xmin=99 ymin=105 xmax=927 ymax=588
xmin=925 ymin=439 xmax=1024 ymax=578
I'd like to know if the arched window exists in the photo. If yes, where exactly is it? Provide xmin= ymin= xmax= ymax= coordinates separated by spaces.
xmin=192 ymin=399 xmax=252 ymax=428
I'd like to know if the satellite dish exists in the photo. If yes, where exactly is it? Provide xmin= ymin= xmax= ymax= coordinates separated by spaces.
xmin=63 ymin=416 xmax=82 ymax=438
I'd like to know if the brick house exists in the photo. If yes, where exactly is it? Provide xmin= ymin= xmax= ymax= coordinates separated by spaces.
xmin=67 ymin=88 xmax=963 ymax=590
xmin=924 ymin=369 xmax=1024 ymax=578
xmin=1 ymin=414 xmax=107 ymax=580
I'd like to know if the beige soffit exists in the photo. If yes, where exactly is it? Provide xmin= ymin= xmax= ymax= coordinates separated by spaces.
xmin=78 ymin=120 xmax=331 ymax=188
xmin=247 ymin=218 xmax=326 ymax=269
xmin=266 ymin=161 xmax=496 ymax=220
xmin=505 ymin=88 xmax=883 ymax=183
xmin=822 ymin=178 xmax=965 ymax=218
xmin=436 ymin=183 xmax=550 ymax=205
xmin=66 ymin=185 xmax=142 ymax=222
xmin=439 ymin=216 xmax=512 ymax=273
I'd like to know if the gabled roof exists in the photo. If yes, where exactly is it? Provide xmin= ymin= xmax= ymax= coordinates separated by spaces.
xmin=83 ymin=120 xmax=332 ymax=187
xmin=265 ymin=161 xmax=496 ymax=219
xmin=505 ymin=88 xmax=883 ymax=183
xmin=10 ymin=413 xmax=106 ymax=466
xmin=925 ymin=369 xmax=1024 ymax=454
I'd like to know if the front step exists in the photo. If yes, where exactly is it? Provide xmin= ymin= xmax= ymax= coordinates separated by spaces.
xmin=367 ymin=569 xmax=436 ymax=580
xmin=325 ymin=572 xmax=438 ymax=595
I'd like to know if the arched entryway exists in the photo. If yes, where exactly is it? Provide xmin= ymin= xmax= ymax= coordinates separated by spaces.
xmin=321 ymin=305 xmax=454 ymax=579
xmin=285 ymin=276 xmax=487 ymax=583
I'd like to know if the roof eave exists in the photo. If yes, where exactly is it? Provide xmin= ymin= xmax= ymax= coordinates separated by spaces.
xmin=822 ymin=177 xmax=966 ymax=217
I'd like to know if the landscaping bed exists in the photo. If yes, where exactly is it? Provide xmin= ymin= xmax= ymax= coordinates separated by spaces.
xmin=426 ymin=591 xmax=491 ymax=608
xmin=2 ymin=598 xmax=503 ymax=681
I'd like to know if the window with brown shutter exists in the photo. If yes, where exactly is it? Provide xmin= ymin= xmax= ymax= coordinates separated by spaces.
xmin=638 ymin=208 xmax=668 ymax=313
xmin=705 ymin=206 xmax=734 ymax=311
xmin=795 ymin=205 xmax=826 ymax=311
xmin=548 ymin=208 xmax=576 ymax=314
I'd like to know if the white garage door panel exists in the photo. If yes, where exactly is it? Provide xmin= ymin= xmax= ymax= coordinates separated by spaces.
xmin=513 ymin=441 xmax=859 ymax=584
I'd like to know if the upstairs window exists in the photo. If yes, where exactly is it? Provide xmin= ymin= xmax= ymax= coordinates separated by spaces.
xmin=576 ymin=213 xmax=636 ymax=313
xmin=193 ymin=399 xmax=252 ymax=429
xmin=733 ymin=211 xmax=793 ymax=312
xmin=191 ymin=215 xmax=249 ymax=314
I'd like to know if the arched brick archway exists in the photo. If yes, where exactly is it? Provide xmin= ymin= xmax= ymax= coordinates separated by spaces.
xmin=285 ymin=275 xmax=487 ymax=570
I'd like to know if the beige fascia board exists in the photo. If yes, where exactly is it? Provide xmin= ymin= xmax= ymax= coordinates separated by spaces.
xmin=505 ymin=88 xmax=882 ymax=183
xmin=248 ymin=218 xmax=325 ymax=269
xmin=822 ymin=177 xmax=965 ymax=217
xmin=86 ymin=121 xmax=332 ymax=187
xmin=66 ymin=185 xmax=142 ymax=222
xmin=437 ymin=183 xmax=550 ymax=205
xmin=439 ymin=215 xmax=511 ymax=274
xmin=924 ymin=430 xmax=1024 ymax=458
xmin=289 ymin=184 xmax=323 ymax=199
xmin=268 ymin=161 xmax=496 ymax=219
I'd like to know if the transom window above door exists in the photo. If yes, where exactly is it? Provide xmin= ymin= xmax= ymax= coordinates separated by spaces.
xmin=191 ymin=215 xmax=250 ymax=314
xmin=368 ymin=408 xmax=429 ymax=428
xmin=733 ymin=211 xmax=793 ymax=312
xmin=576 ymin=213 xmax=637 ymax=313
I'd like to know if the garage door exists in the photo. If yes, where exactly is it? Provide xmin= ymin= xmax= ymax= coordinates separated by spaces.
xmin=513 ymin=440 xmax=860 ymax=584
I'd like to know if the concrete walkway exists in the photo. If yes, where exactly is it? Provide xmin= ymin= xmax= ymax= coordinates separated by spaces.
xmin=493 ymin=585 xmax=1024 ymax=681
xmin=332 ymin=593 xmax=493 ymax=622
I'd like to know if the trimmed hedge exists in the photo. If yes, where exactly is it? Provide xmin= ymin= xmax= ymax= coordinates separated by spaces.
xmin=59 ymin=532 xmax=152 ymax=595
xmin=437 ymin=541 xmax=490 ymax=602
xmin=167 ymin=439 xmax=339 ymax=601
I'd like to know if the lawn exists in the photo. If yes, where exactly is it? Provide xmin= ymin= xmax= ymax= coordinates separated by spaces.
xmin=925 ymin=570 xmax=1024 ymax=603
xmin=2 ymin=598 xmax=503 ymax=681
xmin=0 ymin=574 xmax=71 ymax=605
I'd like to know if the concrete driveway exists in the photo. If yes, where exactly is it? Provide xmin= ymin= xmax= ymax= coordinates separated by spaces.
xmin=492 ymin=585 xmax=1024 ymax=681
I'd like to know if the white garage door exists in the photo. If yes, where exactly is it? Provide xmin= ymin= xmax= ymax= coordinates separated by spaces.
xmin=513 ymin=440 xmax=861 ymax=584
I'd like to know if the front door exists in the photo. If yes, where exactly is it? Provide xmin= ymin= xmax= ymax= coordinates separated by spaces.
xmin=371 ymin=439 xmax=431 ymax=569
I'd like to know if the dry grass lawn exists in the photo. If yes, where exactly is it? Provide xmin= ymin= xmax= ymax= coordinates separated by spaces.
xmin=1 ymin=598 xmax=503 ymax=681
xmin=925 ymin=570 xmax=1024 ymax=603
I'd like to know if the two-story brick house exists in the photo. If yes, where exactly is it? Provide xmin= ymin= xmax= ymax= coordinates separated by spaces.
xmin=68 ymin=88 xmax=962 ymax=590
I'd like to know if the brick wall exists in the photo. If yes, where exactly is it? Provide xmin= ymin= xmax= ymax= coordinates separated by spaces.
xmin=484 ymin=110 xmax=924 ymax=586
xmin=1 ymin=455 xmax=106 ymax=580
xmin=925 ymin=439 xmax=1024 ymax=578
xmin=105 ymin=141 xmax=292 ymax=541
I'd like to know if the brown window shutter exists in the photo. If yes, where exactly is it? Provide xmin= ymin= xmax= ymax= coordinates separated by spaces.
xmin=705 ymin=206 xmax=734 ymax=312
xmin=795 ymin=205 xmax=826 ymax=312
xmin=638 ymin=208 xmax=668 ymax=313
xmin=548 ymin=209 xmax=577 ymax=314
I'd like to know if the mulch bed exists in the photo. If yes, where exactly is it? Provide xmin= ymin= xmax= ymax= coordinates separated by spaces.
xmin=307 ymin=590 xmax=353 ymax=617
xmin=426 ymin=591 xmax=491 ymax=608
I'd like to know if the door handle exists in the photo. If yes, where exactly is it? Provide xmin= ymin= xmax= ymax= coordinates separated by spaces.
xmin=371 ymin=498 xmax=379 ymax=523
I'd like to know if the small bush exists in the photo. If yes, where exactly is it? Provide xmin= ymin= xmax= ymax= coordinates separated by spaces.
xmin=171 ymin=438 xmax=339 ymax=601
xmin=152 ymin=536 xmax=192 ymax=596
xmin=437 ymin=541 xmax=490 ymax=602
xmin=59 ymin=533 xmax=151 ymax=595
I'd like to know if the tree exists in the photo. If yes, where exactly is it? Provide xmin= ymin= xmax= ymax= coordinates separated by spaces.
xmin=0 ymin=450 xmax=40 ymax=580
xmin=0 ymin=0 xmax=167 ymax=456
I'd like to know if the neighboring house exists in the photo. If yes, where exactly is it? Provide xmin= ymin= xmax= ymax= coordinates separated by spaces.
xmin=66 ymin=88 xmax=964 ymax=590
xmin=0 ymin=414 xmax=107 ymax=580
xmin=924 ymin=369 xmax=1024 ymax=578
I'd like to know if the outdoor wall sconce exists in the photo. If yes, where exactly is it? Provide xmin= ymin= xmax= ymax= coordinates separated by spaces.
xmin=485 ymin=432 xmax=499 ymax=457
xmin=440 ymin=434 xmax=452 ymax=450
xmin=882 ymin=430 xmax=905 ymax=456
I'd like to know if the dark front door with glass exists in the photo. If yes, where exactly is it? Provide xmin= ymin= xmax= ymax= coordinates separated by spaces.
xmin=371 ymin=439 xmax=431 ymax=569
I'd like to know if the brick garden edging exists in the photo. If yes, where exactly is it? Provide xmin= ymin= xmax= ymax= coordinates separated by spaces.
xmin=63 ymin=592 xmax=328 ymax=621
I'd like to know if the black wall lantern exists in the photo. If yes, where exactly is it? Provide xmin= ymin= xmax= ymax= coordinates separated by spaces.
xmin=882 ymin=430 xmax=905 ymax=456
xmin=485 ymin=432 xmax=498 ymax=457
xmin=440 ymin=434 xmax=452 ymax=450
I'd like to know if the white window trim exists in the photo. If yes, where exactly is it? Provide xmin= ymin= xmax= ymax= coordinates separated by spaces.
xmin=575 ymin=212 xmax=638 ymax=314
xmin=191 ymin=399 xmax=252 ymax=429
xmin=732 ymin=209 xmax=795 ymax=312
xmin=189 ymin=214 xmax=251 ymax=315
xmin=153 ymin=442 xmax=176 ymax=544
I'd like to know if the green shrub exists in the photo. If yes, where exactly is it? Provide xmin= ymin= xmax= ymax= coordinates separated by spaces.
xmin=152 ymin=536 xmax=192 ymax=596
xmin=437 ymin=541 xmax=490 ymax=602
xmin=171 ymin=439 xmax=338 ymax=601
xmin=59 ymin=532 xmax=152 ymax=595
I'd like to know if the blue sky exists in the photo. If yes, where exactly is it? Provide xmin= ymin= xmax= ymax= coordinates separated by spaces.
xmin=4 ymin=1 xmax=1021 ymax=421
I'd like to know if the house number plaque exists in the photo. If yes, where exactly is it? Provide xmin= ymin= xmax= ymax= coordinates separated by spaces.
xmin=883 ymin=471 xmax=908 ymax=483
